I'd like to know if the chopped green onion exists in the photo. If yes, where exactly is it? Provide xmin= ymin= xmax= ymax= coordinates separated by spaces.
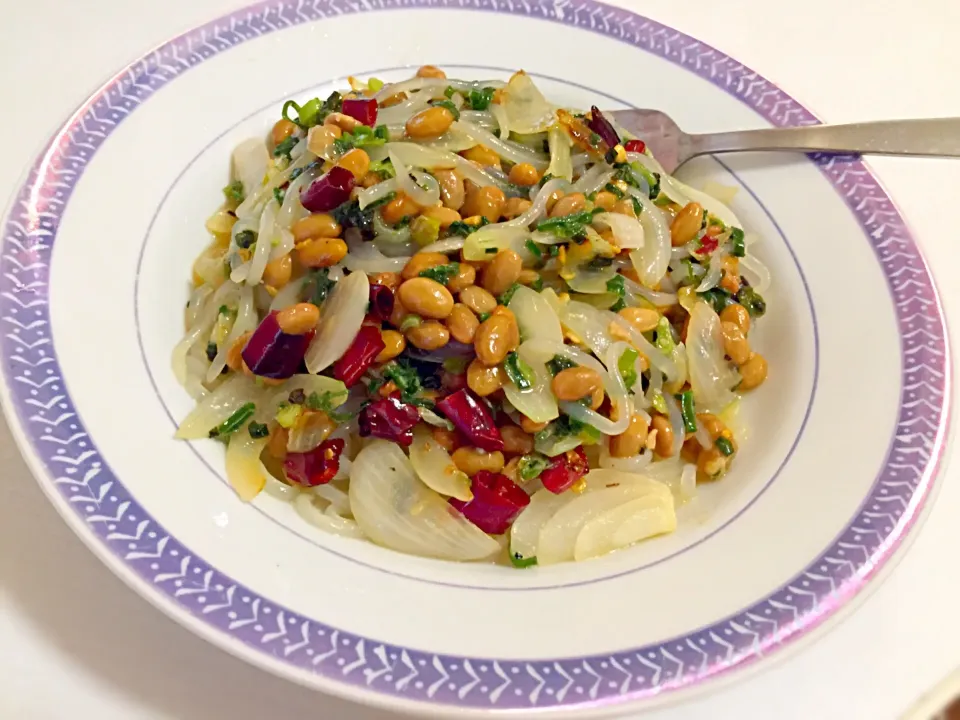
xmin=651 ymin=390 xmax=668 ymax=415
xmin=735 ymin=286 xmax=766 ymax=318
xmin=631 ymin=196 xmax=644 ymax=216
xmin=399 ymin=314 xmax=422 ymax=332
xmin=698 ymin=287 xmax=733 ymax=314
xmin=447 ymin=218 xmax=490 ymax=236
xmin=654 ymin=317 xmax=675 ymax=354
xmin=517 ymin=454 xmax=549 ymax=481
xmin=223 ymin=180 xmax=245 ymax=204
xmin=546 ymin=354 xmax=576 ymax=375
xmin=273 ymin=135 xmax=298 ymax=159
xmin=468 ymin=87 xmax=496 ymax=111
xmin=499 ymin=283 xmax=521 ymax=306
xmin=419 ymin=262 xmax=459 ymax=285
xmin=678 ymin=390 xmax=697 ymax=434
xmin=477 ymin=312 xmax=491 ymax=323
xmin=530 ymin=276 xmax=544 ymax=292
xmin=503 ymin=351 xmax=535 ymax=390
xmin=730 ymin=227 xmax=746 ymax=257
xmin=524 ymin=239 xmax=542 ymax=259
xmin=411 ymin=216 xmax=442 ymax=247
xmin=275 ymin=403 xmax=302 ymax=429
xmin=248 ymin=422 xmax=270 ymax=439
xmin=333 ymin=124 xmax=389 ymax=153
xmin=367 ymin=77 xmax=384 ymax=92
xmin=444 ymin=86 xmax=457 ymax=99
xmin=510 ymin=552 xmax=538 ymax=569
xmin=368 ymin=158 xmax=395 ymax=179
xmin=716 ymin=436 xmax=735 ymax=456
xmin=603 ymin=182 xmax=625 ymax=199
xmin=618 ymin=348 xmax=639 ymax=391
xmin=383 ymin=361 xmax=423 ymax=401
xmin=430 ymin=99 xmax=460 ymax=120
xmin=606 ymin=274 xmax=626 ymax=297
xmin=209 ymin=402 xmax=256 ymax=438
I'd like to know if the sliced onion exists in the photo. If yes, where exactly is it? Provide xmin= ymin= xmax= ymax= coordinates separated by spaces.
xmin=592 ymin=212 xmax=644 ymax=250
xmin=679 ymin=463 xmax=698 ymax=501
xmin=409 ymin=426 xmax=473 ymax=501
xmin=626 ymin=189 xmax=671 ymax=287
xmin=573 ymin=491 xmax=676 ymax=561
xmin=621 ymin=275 xmax=677 ymax=307
xmin=505 ymin=177 xmax=569 ymax=228
xmin=489 ymin=103 xmax=511 ymax=139
xmin=418 ymin=128 xmax=478 ymax=153
xmin=246 ymin=199 xmax=278 ymax=285
xmin=503 ymin=342 xmax=559 ymax=424
xmin=389 ymin=150 xmax=441 ymax=206
xmin=384 ymin=142 xmax=458 ymax=170
xmin=312 ymin=483 xmax=350 ymax=512
xmin=500 ymin=71 xmax=556 ymax=134
xmin=294 ymin=493 xmax=365 ymax=538
xmin=176 ymin=374 xmax=263 ymax=439
xmin=537 ymin=480 xmax=671 ymax=565
xmin=276 ymin=164 xmax=319 ymax=230
xmin=599 ymin=442 xmax=654 ymax=473
xmin=558 ymin=300 xmax=613 ymax=358
xmin=664 ymin=394 xmax=686 ymax=457
xmin=269 ymin=276 xmax=307 ymax=311
xmin=206 ymin=285 xmax=257 ymax=383
xmin=462 ymin=223 xmax=532 ymax=261
xmin=349 ymin=440 xmax=500 ymax=560
xmin=172 ymin=283 xmax=229 ymax=387
xmin=304 ymin=270 xmax=369 ymax=373
xmin=231 ymin=138 xmax=270 ymax=200
xmin=696 ymin=250 xmax=727 ymax=292
xmin=740 ymin=252 xmax=772 ymax=292
xmin=376 ymin=92 xmax=432 ymax=126
xmin=344 ymin=230 xmax=410 ymax=273
xmin=572 ymin=165 xmax=614 ymax=196
xmin=545 ymin=125 xmax=573 ymax=182
xmin=418 ymin=237 xmax=465 ymax=255
xmin=225 ymin=432 xmax=270 ymax=501
xmin=685 ymin=301 xmax=741 ymax=412
xmin=508 ymin=285 xmax=563 ymax=343
xmin=566 ymin=265 xmax=617 ymax=294
xmin=510 ymin=489 xmax=573 ymax=561
xmin=453 ymin=120 xmax=548 ymax=170
xmin=607 ymin=311 xmax=681 ymax=382
xmin=358 ymin=178 xmax=399 ymax=209
xmin=373 ymin=211 xmax=412 ymax=246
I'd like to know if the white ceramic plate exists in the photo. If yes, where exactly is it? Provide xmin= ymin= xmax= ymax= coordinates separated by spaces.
xmin=0 ymin=1 xmax=950 ymax=717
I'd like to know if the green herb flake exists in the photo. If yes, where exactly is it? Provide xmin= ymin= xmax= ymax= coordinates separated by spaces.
xmin=736 ymin=286 xmax=766 ymax=318
xmin=499 ymin=282 xmax=521 ymax=306
xmin=223 ymin=180 xmax=245 ymax=204
xmin=444 ymin=86 xmax=457 ymax=99
xmin=546 ymin=354 xmax=576 ymax=376
xmin=419 ymin=263 xmax=460 ymax=285
xmin=430 ymin=99 xmax=460 ymax=120
xmin=651 ymin=390 xmax=668 ymax=415
xmin=468 ymin=87 xmax=496 ymax=111
xmin=503 ymin=351 xmax=535 ymax=390
xmin=531 ymin=276 xmax=544 ymax=292
xmin=235 ymin=229 xmax=257 ymax=249
xmin=524 ymin=239 xmax=542 ymax=259
xmin=447 ymin=218 xmax=490 ymax=237
xmin=698 ymin=287 xmax=733 ymax=314
xmin=654 ymin=317 xmax=675 ymax=355
xmin=304 ymin=268 xmax=336 ymax=305
xmin=383 ymin=361 xmax=423 ymax=401
xmin=273 ymin=186 xmax=285 ymax=205
xmin=537 ymin=173 xmax=555 ymax=189
xmin=536 ymin=210 xmax=597 ymax=239
xmin=618 ymin=347 xmax=639 ymax=391
xmin=368 ymin=158 xmax=396 ymax=180
xmin=603 ymin=182 xmax=625 ymax=199
xmin=209 ymin=402 xmax=256 ymax=438
xmin=606 ymin=274 xmax=626 ymax=298
xmin=333 ymin=124 xmax=390 ymax=153
xmin=477 ymin=312 xmax=491 ymax=323
xmin=205 ymin=342 xmax=218 ymax=362
xmin=716 ymin=436 xmax=736 ymax=456
xmin=510 ymin=552 xmax=538 ymax=569
xmin=517 ymin=454 xmax=549 ymax=482
xmin=305 ymin=390 xmax=353 ymax=422
xmin=248 ymin=422 xmax=270 ymax=439
xmin=631 ymin=196 xmax=644 ymax=216
xmin=678 ymin=390 xmax=697 ymax=434
xmin=730 ymin=227 xmax=746 ymax=257
xmin=273 ymin=135 xmax=298 ymax=160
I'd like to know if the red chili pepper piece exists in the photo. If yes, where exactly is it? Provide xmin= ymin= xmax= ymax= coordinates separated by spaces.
xmin=358 ymin=392 xmax=420 ymax=446
xmin=624 ymin=139 xmax=646 ymax=154
xmin=367 ymin=283 xmax=394 ymax=322
xmin=449 ymin=470 xmax=531 ymax=534
xmin=241 ymin=311 xmax=313 ymax=380
xmin=435 ymin=389 xmax=503 ymax=452
xmin=695 ymin=234 xmax=719 ymax=256
xmin=284 ymin=438 xmax=345 ymax=487
xmin=333 ymin=325 xmax=385 ymax=387
xmin=341 ymin=97 xmax=379 ymax=127
xmin=300 ymin=166 xmax=355 ymax=213
xmin=587 ymin=106 xmax=621 ymax=150
xmin=540 ymin=446 xmax=589 ymax=494
xmin=440 ymin=369 xmax=467 ymax=393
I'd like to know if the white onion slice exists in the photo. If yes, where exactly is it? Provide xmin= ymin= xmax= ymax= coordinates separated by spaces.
xmin=592 ymin=212 xmax=644 ymax=250
xmin=453 ymin=120 xmax=548 ymax=170
xmin=294 ymin=493 xmax=365 ymax=538
xmin=505 ymin=177 xmax=569 ymax=228
xmin=384 ymin=142 xmax=458 ymax=170
xmin=508 ymin=285 xmax=563 ymax=343
xmin=269 ymin=276 xmax=307 ymax=311
xmin=696 ymin=250 xmax=727 ymax=292
xmin=409 ymin=427 xmax=473 ymax=501
xmin=679 ymin=463 xmax=698 ymax=501
xmin=685 ymin=301 xmax=741 ymax=412
xmin=510 ymin=489 xmax=573 ymax=562
xmin=546 ymin=125 xmax=573 ymax=182
xmin=500 ymin=71 xmax=556 ymax=134
xmin=740 ymin=252 xmax=772 ymax=292
xmin=247 ymin=199 xmax=279 ymax=285
xmin=462 ymin=224 xmax=532 ymax=261
xmin=225 ymin=432 xmax=270 ymax=501
xmin=349 ymin=441 xmax=500 ymax=560
xmin=206 ymin=285 xmax=256 ymax=383
xmin=304 ymin=271 xmax=369 ymax=373
xmin=418 ymin=237 xmax=465 ymax=255
xmin=175 ymin=374 xmax=263 ymax=440
xmin=490 ymin=103 xmax=511 ymax=139
xmin=276 ymin=164 xmax=318 ymax=230
xmin=358 ymin=178 xmax=399 ymax=209
xmin=389 ymin=150 xmax=441 ymax=207
xmin=344 ymin=230 xmax=410 ymax=273
xmin=571 ymin=165 xmax=614 ymax=195
xmin=573 ymin=492 xmax=676 ymax=561
xmin=231 ymin=138 xmax=270 ymax=200
xmin=626 ymin=188 xmax=671 ymax=288
xmin=503 ymin=343 xmax=559 ymax=424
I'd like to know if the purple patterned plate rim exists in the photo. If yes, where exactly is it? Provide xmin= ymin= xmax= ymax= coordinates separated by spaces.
xmin=0 ymin=0 xmax=950 ymax=716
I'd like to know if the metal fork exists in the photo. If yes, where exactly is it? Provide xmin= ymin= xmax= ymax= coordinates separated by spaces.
xmin=608 ymin=110 xmax=960 ymax=174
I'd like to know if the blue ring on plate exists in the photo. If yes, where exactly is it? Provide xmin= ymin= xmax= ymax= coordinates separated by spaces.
xmin=0 ymin=0 xmax=949 ymax=711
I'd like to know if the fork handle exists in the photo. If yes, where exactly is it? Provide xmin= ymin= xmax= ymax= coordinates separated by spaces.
xmin=687 ymin=118 xmax=960 ymax=159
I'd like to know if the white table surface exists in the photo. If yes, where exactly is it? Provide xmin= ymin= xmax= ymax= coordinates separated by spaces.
xmin=2 ymin=1 xmax=959 ymax=718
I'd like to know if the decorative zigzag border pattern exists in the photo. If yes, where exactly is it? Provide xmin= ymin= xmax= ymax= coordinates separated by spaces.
xmin=0 ymin=0 xmax=948 ymax=711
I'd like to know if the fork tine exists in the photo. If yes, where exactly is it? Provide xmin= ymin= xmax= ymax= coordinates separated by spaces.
xmin=608 ymin=109 xmax=684 ymax=173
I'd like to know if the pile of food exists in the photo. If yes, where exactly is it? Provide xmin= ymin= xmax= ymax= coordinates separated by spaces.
xmin=173 ymin=67 xmax=770 ymax=566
